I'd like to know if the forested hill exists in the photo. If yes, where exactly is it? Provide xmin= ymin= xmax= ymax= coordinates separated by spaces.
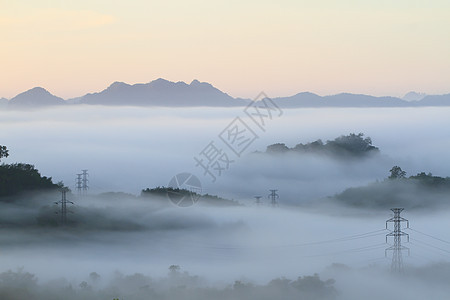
xmin=262 ymin=133 xmax=379 ymax=158
xmin=141 ymin=187 xmax=240 ymax=207
xmin=0 ymin=163 xmax=60 ymax=199
xmin=330 ymin=167 xmax=450 ymax=210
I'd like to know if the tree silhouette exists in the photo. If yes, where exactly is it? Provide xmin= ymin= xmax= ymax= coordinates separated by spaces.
xmin=0 ymin=163 xmax=59 ymax=198
xmin=389 ymin=166 xmax=406 ymax=179
xmin=169 ymin=265 xmax=181 ymax=274
xmin=266 ymin=143 xmax=289 ymax=153
xmin=267 ymin=133 xmax=379 ymax=157
xmin=0 ymin=145 xmax=8 ymax=162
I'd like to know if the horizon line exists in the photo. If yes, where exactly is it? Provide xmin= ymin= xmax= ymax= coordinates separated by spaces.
xmin=1 ymin=78 xmax=446 ymax=101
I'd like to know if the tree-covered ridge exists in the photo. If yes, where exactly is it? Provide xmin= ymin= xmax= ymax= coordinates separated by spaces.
xmin=0 ymin=163 xmax=60 ymax=198
xmin=387 ymin=166 xmax=450 ymax=189
xmin=141 ymin=187 xmax=240 ymax=207
xmin=265 ymin=133 xmax=379 ymax=157
xmin=332 ymin=166 xmax=450 ymax=209
xmin=0 ymin=267 xmax=336 ymax=300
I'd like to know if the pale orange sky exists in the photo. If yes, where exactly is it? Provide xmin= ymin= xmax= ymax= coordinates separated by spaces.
xmin=1 ymin=0 xmax=449 ymax=99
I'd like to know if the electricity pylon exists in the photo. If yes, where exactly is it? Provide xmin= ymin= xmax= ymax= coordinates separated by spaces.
xmin=76 ymin=173 xmax=82 ymax=196
xmin=81 ymin=169 xmax=89 ymax=195
xmin=268 ymin=190 xmax=279 ymax=207
xmin=254 ymin=196 xmax=262 ymax=206
xmin=55 ymin=187 xmax=74 ymax=226
xmin=386 ymin=208 xmax=409 ymax=273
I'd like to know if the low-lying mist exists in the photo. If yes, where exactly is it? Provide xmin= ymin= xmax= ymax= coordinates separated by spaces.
xmin=2 ymin=105 xmax=450 ymax=200
xmin=2 ymin=193 xmax=450 ymax=298
xmin=1 ymin=105 xmax=450 ymax=299
xmin=5 ymin=262 xmax=450 ymax=300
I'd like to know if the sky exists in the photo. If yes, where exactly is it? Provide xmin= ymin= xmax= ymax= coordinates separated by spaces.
xmin=1 ymin=0 xmax=449 ymax=99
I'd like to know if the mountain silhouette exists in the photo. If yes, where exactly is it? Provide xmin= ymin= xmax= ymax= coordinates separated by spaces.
xmin=417 ymin=94 xmax=450 ymax=106
xmin=0 ymin=97 xmax=8 ymax=107
xmin=402 ymin=91 xmax=427 ymax=102
xmin=8 ymin=87 xmax=65 ymax=107
xmin=71 ymin=78 xmax=248 ymax=107
xmin=3 ymin=79 xmax=450 ymax=108
xmin=273 ymin=92 xmax=407 ymax=108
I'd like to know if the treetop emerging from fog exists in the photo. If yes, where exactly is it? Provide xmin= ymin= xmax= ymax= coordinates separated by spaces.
xmin=0 ymin=145 xmax=8 ymax=162
xmin=264 ymin=133 xmax=379 ymax=158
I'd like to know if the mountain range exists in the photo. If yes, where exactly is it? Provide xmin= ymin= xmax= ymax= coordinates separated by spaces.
xmin=7 ymin=87 xmax=66 ymax=107
xmin=2 ymin=78 xmax=450 ymax=108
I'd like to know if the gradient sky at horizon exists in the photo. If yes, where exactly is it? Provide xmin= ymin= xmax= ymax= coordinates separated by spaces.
xmin=1 ymin=0 xmax=449 ymax=99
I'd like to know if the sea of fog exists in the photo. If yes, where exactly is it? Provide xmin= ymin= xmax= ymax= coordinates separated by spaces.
xmin=1 ymin=105 xmax=450 ymax=199
xmin=1 ymin=105 xmax=450 ymax=299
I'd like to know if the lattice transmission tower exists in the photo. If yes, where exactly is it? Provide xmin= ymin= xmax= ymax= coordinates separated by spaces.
xmin=81 ymin=169 xmax=89 ymax=195
xmin=386 ymin=208 xmax=410 ymax=273
xmin=55 ymin=188 xmax=74 ymax=226
xmin=268 ymin=189 xmax=279 ymax=207
xmin=76 ymin=173 xmax=83 ymax=196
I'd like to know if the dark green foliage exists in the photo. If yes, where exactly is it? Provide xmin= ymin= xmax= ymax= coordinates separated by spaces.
xmin=325 ymin=133 xmax=377 ymax=156
xmin=200 ymin=193 xmax=241 ymax=207
xmin=0 ymin=163 xmax=59 ymax=198
xmin=266 ymin=133 xmax=379 ymax=158
xmin=141 ymin=186 xmax=190 ymax=198
xmin=291 ymin=274 xmax=336 ymax=298
xmin=293 ymin=139 xmax=324 ymax=152
xmin=141 ymin=187 xmax=240 ymax=207
xmin=266 ymin=143 xmax=290 ymax=153
xmin=0 ymin=268 xmax=336 ymax=300
xmin=262 ymin=274 xmax=336 ymax=300
xmin=96 ymin=192 xmax=137 ymax=201
xmin=409 ymin=172 xmax=450 ymax=188
xmin=333 ymin=167 xmax=450 ymax=209
xmin=0 ymin=145 xmax=8 ymax=162
xmin=389 ymin=166 xmax=406 ymax=179
xmin=0 ymin=268 xmax=37 ymax=300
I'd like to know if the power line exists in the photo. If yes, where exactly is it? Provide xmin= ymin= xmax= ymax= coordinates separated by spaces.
xmin=363 ymin=257 xmax=389 ymax=264
xmin=183 ymin=229 xmax=387 ymax=250
xmin=287 ymin=230 xmax=387 ymax=248
xmin=410 ymin=238 xmax=450 ymax=255
xmin=409 ymin=253 xmax=429 ymax=263
xmin=408 ymin=241 xmax=450 ymax=260
xmin=294 ymin=243 xmax=388 ymax=259
xmin=407 ymin=228 xmax=450 ymax=245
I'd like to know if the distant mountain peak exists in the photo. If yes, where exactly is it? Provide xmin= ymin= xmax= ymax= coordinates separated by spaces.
xmin=146 ymin=78 xmax=177 ymax=89
xmin=25 ymin=86 xmax=51 ymax=95
xmin=402 ymin=91 xmax=427 ymax=101
xmin=108 ymin=81 xmax=130 ymax=89
xmin=0 ymin=97 xmax=8 ymax=106
xmin=6 ymin=80 xmax=450 ymax=108
xmin=74 ymin=78 xmax=246 ymax=107
xmin=154 ymin=77 xmax=170 ymax=83
xmin=190 ymin=79 xmax=204 ymax=86
xmin=190 ymin=79 xmax=213 ymax=89
xmin=9 ymin=87 xmax=65 ymax=107
xmin=295 ymin=92 xmax=318 ymax=96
